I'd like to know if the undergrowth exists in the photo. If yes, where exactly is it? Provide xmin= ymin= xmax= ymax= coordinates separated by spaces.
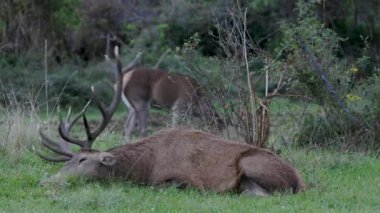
xmin=1 ymin=134 xmax=379 ymax=212
xmin=1 ymin=92 xmax=379 ymax=211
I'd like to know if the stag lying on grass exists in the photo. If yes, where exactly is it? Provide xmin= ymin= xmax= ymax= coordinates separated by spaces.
xmin=38 ymin=47 xmax=305 ymax=196
xmin=120 ymin=67 xmax=222 ymax=140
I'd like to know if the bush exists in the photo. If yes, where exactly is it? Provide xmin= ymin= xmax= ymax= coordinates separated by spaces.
xmin=281 ymin=1 xmax=380 ymax=154
xmin=0 ymin=55 xmax=115 ymax=112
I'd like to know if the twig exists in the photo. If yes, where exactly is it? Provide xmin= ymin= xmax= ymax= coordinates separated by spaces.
xmin=44 ymin=39 xmax=49 ymax=119
xmin=296 ymin=34 xmax=353 ymax=120
xmin=275 ymin=93 xmax=313 ymax=101
xmin=265 ymin=60 xmax=269 ymax=97
xmin=0 ymin=43 xmax=13 ymax=52
xmin=241 ymin=8 xmax=256 ymax=143
xmin=154 ymin=49 xmax=170 ymax=69
xmin=51 ymin=71 xmax=79 ymax=115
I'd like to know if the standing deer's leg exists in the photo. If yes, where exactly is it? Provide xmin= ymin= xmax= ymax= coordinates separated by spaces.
xmin=135 ymin=101 xmax=150 ymax=137
xmin=124 ymin=109 xmax=137 ymax=141
xmin=122 ymin=93 xmax=137 ymax=141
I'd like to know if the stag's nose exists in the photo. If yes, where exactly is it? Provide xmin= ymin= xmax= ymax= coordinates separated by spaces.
xmin=38 ymin=171 xmax=71 ymax=188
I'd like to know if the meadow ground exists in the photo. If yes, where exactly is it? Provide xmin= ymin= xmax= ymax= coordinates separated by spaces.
xmin=1 ymin=143 xmax=379 ymax=212
xmin=1 ymin=101 xmax=379 ymax=212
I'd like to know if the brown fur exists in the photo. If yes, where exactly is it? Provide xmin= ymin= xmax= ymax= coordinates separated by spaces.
xmin=120 ymin=68 xmax=220 ymax=139
xmin=57 ymin=128 xmax=305 ymax=195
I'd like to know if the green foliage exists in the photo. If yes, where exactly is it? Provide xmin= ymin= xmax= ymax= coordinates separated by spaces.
xmin=53 ymin=0 xmax=82 ymax=29
xmin=0 ymin=0 xmax=379 ymax=154
xmin=123 ymin=23 xmax=139 ymax=41
xmin=249 ymin=0 xmax=279 ymax=11
xmin=48 ymin=72 xmax=91 ymax=108
xmin=332 ymin=0 xmax=380 ymax=59
xmin=0 ymin=55 xmax=116 ymax=113
xmin=0 ymin=19 xmax=4 ymax=33
xmin=1 ymin=0 xmax=379 ymax=64
xmin=281 ymin=1 xmax=342 ymax=105
xmin=128 ymin=23 xmax=170 ymax=54
xmin=281 ymin=0 xmax=379 ymax=153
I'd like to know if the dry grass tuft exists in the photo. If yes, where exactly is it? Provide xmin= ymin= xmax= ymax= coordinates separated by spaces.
xmin=0 ymin=91 xmax=40 ymax=162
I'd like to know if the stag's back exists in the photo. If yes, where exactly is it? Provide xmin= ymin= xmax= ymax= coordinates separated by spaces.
xmin=147 ymin=128 xmax=252 ymax=192
xmin=107 ymin=128 xmax=304 ymax=193
xmin=109 ymin=128 xmax=253 ymax=192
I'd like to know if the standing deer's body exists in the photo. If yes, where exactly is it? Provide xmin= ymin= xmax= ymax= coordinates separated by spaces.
xmin=38 ymin=47 xmax=305 ymax=197
xmin=121 ymin=68 xmax=220 ymax=139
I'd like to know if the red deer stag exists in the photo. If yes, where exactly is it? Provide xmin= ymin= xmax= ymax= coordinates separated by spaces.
xmin=38 ymin=48 xmax=305 ymax=196
xmin=120 ymin=66 xmax=222 ymax=140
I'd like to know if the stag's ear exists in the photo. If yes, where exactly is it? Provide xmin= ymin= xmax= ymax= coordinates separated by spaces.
xmin=99 ymin=152 xmax=117 ymax=166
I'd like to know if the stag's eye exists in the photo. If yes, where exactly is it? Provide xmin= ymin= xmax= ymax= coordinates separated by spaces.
xmin=79 ymin=157 xmax=87 ymax=164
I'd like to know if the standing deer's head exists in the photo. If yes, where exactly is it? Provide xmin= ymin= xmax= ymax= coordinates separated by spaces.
xmin=38 ymin=47 xmax=138 ymax=179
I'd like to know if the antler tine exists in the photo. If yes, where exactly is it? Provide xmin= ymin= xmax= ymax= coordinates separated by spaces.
xmin=38 ymin=46 xmax=123 ymax=157
xmin=39 ymin=127 xmax=73 ymax=158
xmin=82 ymin=113 xmax=92 ymax=145
xmin=123 ymin=51 xmax=143 ymax=72
xmin=58 ymin=101 xmax=91 ymax=148
xmin=36 ymin=152 xmax=72 ymax=162
xmin=82 ymin=46 xmax=123 ymax=148
xmin=54 ymin=46 xmax=124 ymax=150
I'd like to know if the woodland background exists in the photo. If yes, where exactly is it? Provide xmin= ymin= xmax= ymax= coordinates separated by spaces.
xmin=1 ymin=0 xmax=379 ymax=152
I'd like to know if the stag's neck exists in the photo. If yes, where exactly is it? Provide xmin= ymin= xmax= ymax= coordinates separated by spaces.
xmin=107 ymin=142 xmax=154 ymax=184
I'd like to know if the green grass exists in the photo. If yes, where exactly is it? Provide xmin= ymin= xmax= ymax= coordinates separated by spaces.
xmin=1 ymin=136 xmax=379 ymax=212
xmin=1 ymin=99 xmax=379 ymax=212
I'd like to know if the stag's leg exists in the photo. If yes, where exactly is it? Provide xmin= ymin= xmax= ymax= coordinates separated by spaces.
xmin=238 ymin=154 xmax=272 ymax=196
xmin=161 ymin=178 xmax=190 ymax=189
xmin=238 ymin=152 xmax=302 ymax=194
xmin=155 ymin=174 xmax=205 ymax=193
xmin=239 ymin=176 xmax=270 ymax=197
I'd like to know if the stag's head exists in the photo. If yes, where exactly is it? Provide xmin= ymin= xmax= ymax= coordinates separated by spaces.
xmin=53 ymin=150 xmax=117 ymax=179
xmin=38 ymin=47 xmax=139 ymax=179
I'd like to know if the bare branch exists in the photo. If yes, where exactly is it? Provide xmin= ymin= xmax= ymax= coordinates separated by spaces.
xmin=154 ymin=49 xmax=170 ymax=69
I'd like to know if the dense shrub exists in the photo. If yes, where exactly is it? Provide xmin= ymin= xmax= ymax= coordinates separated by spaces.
xmin=281 ymin=1 xmax=379 ymax=154
xmin=1 ymin=0 xmax=379 ymax=63
xmin=0 ymin=57 xmax=114 ymax=111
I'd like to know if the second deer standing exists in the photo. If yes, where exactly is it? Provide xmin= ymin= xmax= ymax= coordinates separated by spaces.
xmin=120 ymin=66 xmax=221 ymax=140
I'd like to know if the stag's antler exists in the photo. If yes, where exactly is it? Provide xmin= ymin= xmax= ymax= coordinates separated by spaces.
xmin=123 ymin=52 xmax=143 ymax=73
xmin=38 ymin=46 xmax=126 ymax=161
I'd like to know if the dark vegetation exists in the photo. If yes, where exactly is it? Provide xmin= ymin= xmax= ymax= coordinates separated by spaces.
xmin=1 ymin=0 xmax=379 ymax=153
